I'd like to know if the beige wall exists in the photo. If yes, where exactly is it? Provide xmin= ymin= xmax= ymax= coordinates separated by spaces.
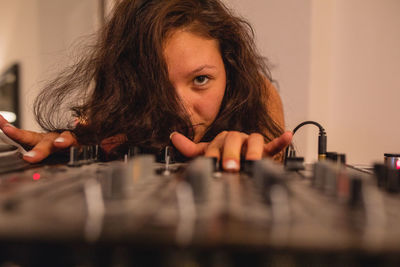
xmin=228 ymin=0 xmax=400 ymax=165
xmin=0 ymin=0 xmax=40 ymax=130
xmin=306 ymin=0 xmax=400 ymax=164
xmin=0 ymin=0 xmax=99 ymax=131
xmin=1 ymin=0 xmax=399 ymax=165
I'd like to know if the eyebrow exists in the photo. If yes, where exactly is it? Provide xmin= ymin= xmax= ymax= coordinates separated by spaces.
xmin=188 ymin=65 xmax=216 ymax=76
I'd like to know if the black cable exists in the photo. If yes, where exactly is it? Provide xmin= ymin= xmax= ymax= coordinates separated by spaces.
xmin=292 ymin=121 xmax=326 ymax=135
xmin=284 ymin=121 xmax=327 ymax=165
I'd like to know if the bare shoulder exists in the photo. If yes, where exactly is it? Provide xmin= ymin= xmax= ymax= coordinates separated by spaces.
xmin=264 ymin=78 xmax=285 ymax=129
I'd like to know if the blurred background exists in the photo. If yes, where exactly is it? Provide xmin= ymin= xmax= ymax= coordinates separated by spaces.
xmin=0 ymin=0 xmax=399 ymax=165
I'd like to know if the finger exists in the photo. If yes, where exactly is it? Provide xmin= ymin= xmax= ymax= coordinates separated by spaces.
xmin=222 ymin=131 xmax=248 ymax=172
xmin=53 ymin=131 xmax=79 ymax=148
xmin=263 ymin=131 xmax=293 ymax=157
xmin=23 ymin=132 xmax=61 ymax=163
xmin=0 ymin=115 xmax=44 ymax=147
xmin=5 ymin=128 xmax=45 ymax=147
xmin=245 ymin=133 xmax=265 ymax=160
xmin=170 ymin=132 xmax=208 ymax=157
xmin=204 ymin=131 xmax=228 ymax=159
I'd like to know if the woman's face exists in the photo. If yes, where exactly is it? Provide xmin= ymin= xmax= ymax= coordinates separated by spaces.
xmin=163 ymin=29 xmax=226 ymax=142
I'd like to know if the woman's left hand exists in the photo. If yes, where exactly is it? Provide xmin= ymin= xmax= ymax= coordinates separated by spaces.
xmin=170 ymin=131 xmax=292 ymax=172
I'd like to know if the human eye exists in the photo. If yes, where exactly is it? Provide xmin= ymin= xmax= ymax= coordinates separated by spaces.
xmin=193 ymin=75 xmax=210 ymax=87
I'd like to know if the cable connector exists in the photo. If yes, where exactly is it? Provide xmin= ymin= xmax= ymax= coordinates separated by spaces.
xmin=284 ymin=121 xmax=327 ymax=167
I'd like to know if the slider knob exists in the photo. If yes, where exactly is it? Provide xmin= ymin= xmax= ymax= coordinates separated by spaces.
xmin=68 ymin=146 xmax=81 ymax=167
xmin=102 ymin=163 xmax=131 ymax=199
xmin=312 ymin=162 xmax=329 ymax=189
xmin=348 ymin=175 xmax=363 ymax=207
xmin=374 ymin=163 xmax=388 ymax=188
xmin=313 ymin=161 xmax=338 ymax=195
xmin=373 ymin=163 xmax=400 ymax=193
xmin=386 ymin=168 xmax=400 ymax=193
xmin=242 ymin=159 xmax=256 ymax=175
xmin=101 ymin=155 xmax=155 ymax=199
xmin=253 ymin=159 xmax=288 ymax=203
xmin=184 ymin=157 xmax=213 ymax=203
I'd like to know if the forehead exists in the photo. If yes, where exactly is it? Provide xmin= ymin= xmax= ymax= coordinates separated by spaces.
xmin=163 ymin=29 xmax=222 ymax=74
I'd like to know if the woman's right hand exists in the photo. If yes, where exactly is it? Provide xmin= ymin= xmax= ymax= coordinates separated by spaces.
xmin=0 ymin=115 xmax=77 ymax=163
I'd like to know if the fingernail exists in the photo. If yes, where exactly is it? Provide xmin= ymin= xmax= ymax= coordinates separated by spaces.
xmin=54 ymin=137 xmax=65 ymax=143
xmin=24 ymin=151 xmax=37 ymax=158
xmin=224 ymin=159 xmax=239 ymax=172
xmin=169 ymin=132 xmax=178 ymax=140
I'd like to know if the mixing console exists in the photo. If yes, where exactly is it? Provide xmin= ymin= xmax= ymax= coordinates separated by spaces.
xmin=0 ymin=144 xmax=399 ymax=266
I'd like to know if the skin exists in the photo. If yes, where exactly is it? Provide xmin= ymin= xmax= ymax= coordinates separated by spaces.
xmin=0 ymin=29 xmax=292 ymax=170
xmin=164 ymin=29 xmax=227 ymax=143
xmin=166 ymin=29 xmax=292 ymax=171
xmin=0 ymin=116 xmax=76 ymax=162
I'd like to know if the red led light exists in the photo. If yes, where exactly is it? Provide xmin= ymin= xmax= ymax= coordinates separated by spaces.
xmin=396 ymin=159 xmax=400 ymax=170
xmin=33 ymin=173 xmax=41 ymax=180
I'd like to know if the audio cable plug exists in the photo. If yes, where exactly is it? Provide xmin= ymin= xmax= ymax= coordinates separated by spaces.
xmin=284 ymin=121 xmax=327 ymax=169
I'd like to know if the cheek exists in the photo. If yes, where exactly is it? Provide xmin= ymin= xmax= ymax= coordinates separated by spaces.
xmin=193 ymin=89 xmax=225 ymax=121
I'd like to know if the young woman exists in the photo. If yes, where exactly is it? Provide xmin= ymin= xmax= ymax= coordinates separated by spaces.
xmin=0 ymin=0 xmax=292 ymax=171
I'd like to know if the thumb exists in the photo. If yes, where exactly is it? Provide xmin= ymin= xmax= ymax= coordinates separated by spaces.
xmin=264 ymin=131 xmax=293 ymax=157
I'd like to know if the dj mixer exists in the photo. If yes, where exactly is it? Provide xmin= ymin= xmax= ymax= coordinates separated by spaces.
xmin=0 ymin=142 xmax=399 ymax=267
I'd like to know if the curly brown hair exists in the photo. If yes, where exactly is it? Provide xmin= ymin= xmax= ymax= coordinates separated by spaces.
xmin=34 ymin=0 xmax=283 ymax=155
